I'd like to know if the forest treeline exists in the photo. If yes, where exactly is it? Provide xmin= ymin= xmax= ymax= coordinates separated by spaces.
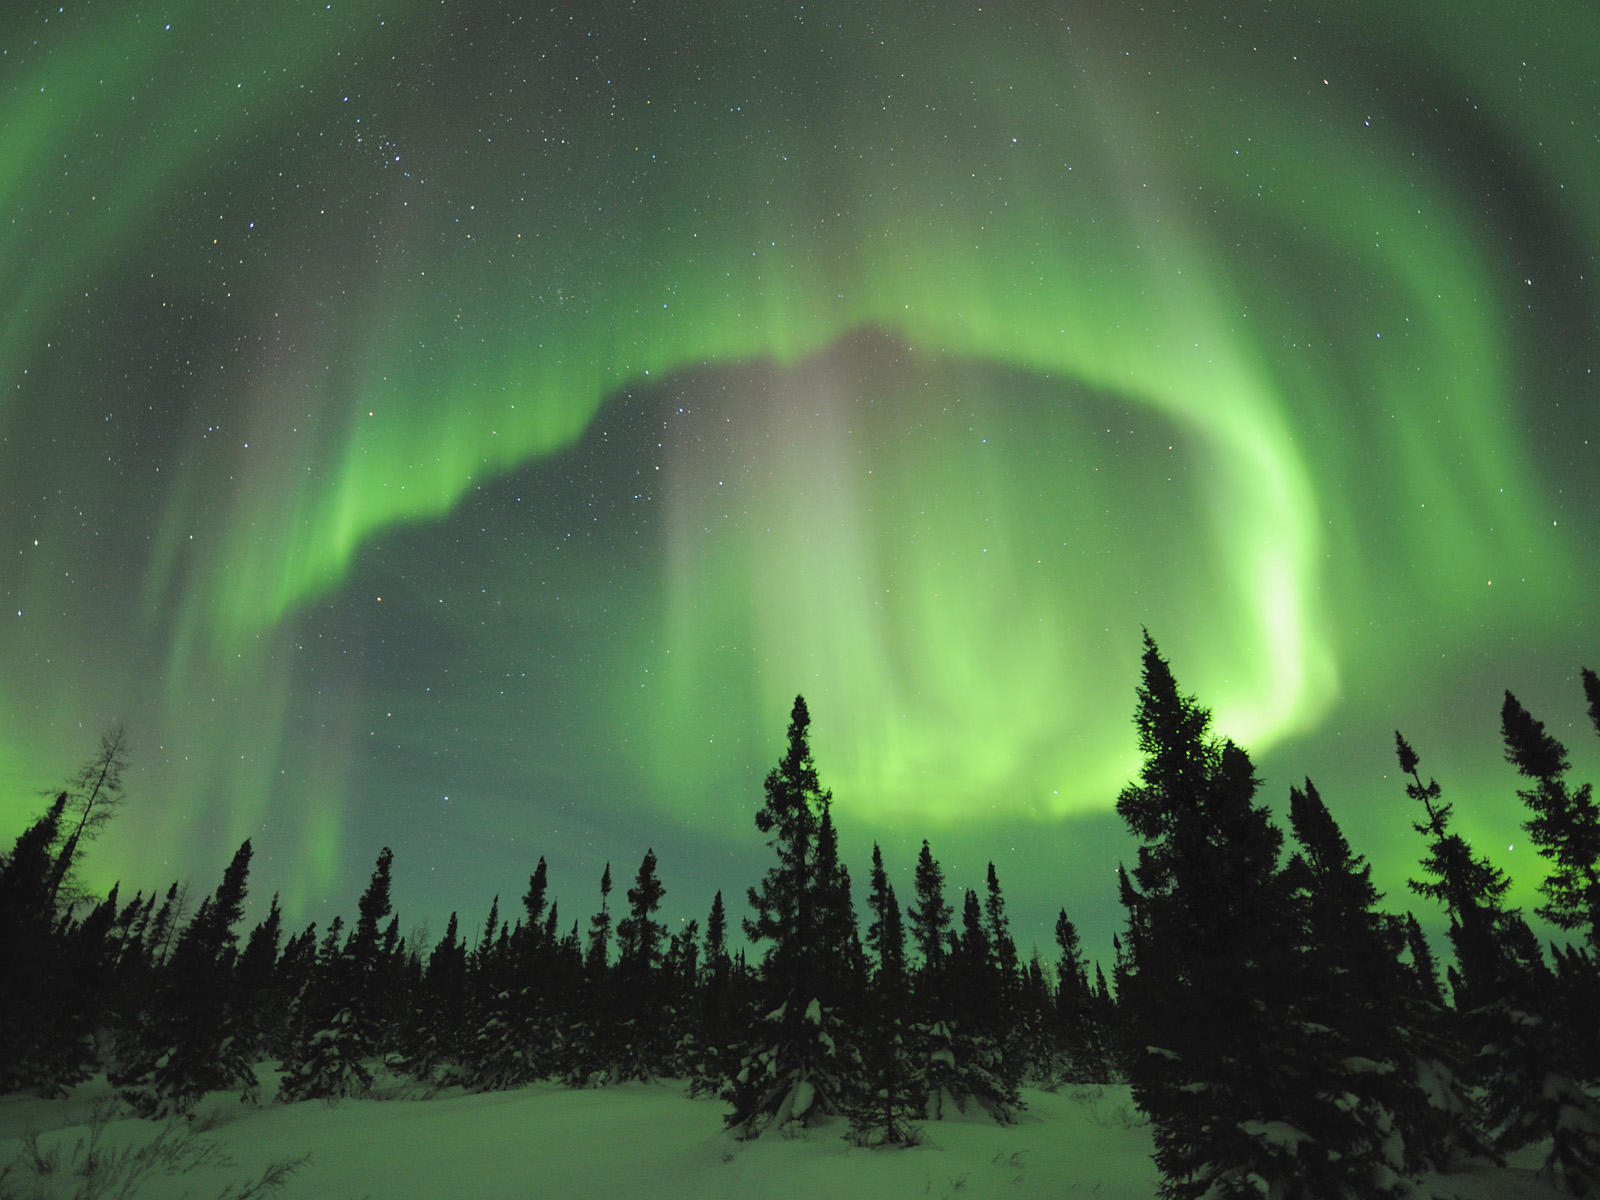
xmin=2 ymin=635 xmax=1599 ymax=1199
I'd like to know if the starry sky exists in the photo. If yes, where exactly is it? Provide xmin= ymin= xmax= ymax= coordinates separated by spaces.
xmin=2 ymin=0 xmax=1596 ymax=962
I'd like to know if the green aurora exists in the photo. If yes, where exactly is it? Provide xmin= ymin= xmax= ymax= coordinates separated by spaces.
xmin=1 ymin=0 xmax=1595 ymax=946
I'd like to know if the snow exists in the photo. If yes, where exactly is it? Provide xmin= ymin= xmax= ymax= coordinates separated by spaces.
xmin=0 ymin=1069 xmax=1577 ymax=1200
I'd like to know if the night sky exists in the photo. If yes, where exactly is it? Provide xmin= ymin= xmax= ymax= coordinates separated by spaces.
xmin=3 ymin=0 xmax=1596 ymax=963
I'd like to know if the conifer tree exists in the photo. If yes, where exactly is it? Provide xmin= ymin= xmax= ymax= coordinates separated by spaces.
xmin=686 ymin=889 xmax=737 ymax=1095
xmin=983 ymin=864 xmax=1019 ymax=1000
xmin=1053 ymin=908 xmax=1107 ymax=1082
xmin=1403 ymin=913 xmax=1444 ymax=1007
xmin=1502 ymin=690 xmax=1600 ymax=948
xmin=614 ymin=849 xmax=668 ymax=1079
xmin=587 ymin=862 xmax=613 ymax=974
xmin=112 ymin=840 xmax=259 ymax=1115
xmin=726 ymin=695 xmax=861 ymax=1137
xmin=1116 ymin=634 xmax=1352 ymax=1200
xmin=0 ymin=795 xmax=97 ymax=1095
xmin=236 ymin=893 xmax=286 ymax=1058
xmin=523 ymin=857 xmax=549 ymax=934
xmin=921 ymin=887 xmax=1021 ymax=1122
xmin=1399 ymin=731 xmax=1600 ymax=1193
xmin=278 ymin=848 xmax=396 ymax=1102
xmin=1283 ymin=779 xmax=1478 ymax=1180
xmin=907 ymin=840 xmax=952 ymax=996
xmin=397 ymin=910 xmax=468 ymax=1082
xmin=1397 ymin=732 xmax=1515 ymax=1007
xmin=864 ymin=844 xmax=907 ymax=992
xmin=49 ymin=725 xmax=131 ymax=905
xmin=849 ymin=842 xmax=922 ymax=1146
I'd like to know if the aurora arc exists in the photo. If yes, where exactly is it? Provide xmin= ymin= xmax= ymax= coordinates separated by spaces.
xmin=1 ymin=0 xmax=1594 ymax=920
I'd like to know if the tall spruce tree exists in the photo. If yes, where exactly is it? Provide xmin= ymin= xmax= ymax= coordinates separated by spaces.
xmin=278 ymin=848 xmax=396 ymax=1102
xmin=726 ymin=695 xmax=861 ymax=1137
xmin=864 ymin=844 xmax=907 ymax=993
xmin=850 ymin=842 xmax=921 ymax=1146
xmin=49 ymin=725 xmax=131 ymax=906
xmin=614 ymin=848 xmax=668 ymax=1079
xmin=1283 ymin=779 xmax=1476 ymax=1179
xmin=907 ymin=840 xmax=952 ymax=997
xmin=1502 ymin=690 xmax=1600 ymax=948
xmin=0 ymin=795 xmax=98 ymax=1095
xmin=587 ymin=862 xmax=613 ymax=974
xmin=1053 ymin=908 xmax=1107 ymax=1083
xmin=112 ymin=840 xmax=258 ymax=1115
xmin=1399 ymin=730 xmax=1600 ymax=1193
xmin=983 ymin=863 xmax=1019 ymax=1003
xmin=1397 ymin=733 xmax=1514 ymax=1007
xmin=1117 ymin=634 xmax=1366 ymax=1200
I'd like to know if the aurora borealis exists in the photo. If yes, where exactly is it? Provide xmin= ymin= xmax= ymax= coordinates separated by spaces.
xmin=2 ymin=0 xmax=1595 ymax=952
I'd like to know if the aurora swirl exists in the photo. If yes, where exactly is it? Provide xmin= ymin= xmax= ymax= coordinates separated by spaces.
xmin=2 ymin=0 xmax=1594 ymax=944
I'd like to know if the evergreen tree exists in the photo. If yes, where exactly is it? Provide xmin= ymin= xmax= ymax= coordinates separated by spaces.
xmin=49 ymin=725 xmax=131 ymax=906
xmin=726 ymin=695 xmax=861 ymax=1137
xmin=1403 ymin=913 xmax=1445 ymax=1007
xmin=952 ymin=889 xmax=991 ymax=1029
xmin=278 ymin=848 xmax=396 ymax=1102
xmin=742 ymin=696 xmax=826 ymax=998
xmin=864 ymin=844 xmax=907 ymax=992
xmin=983 ymin=863 xmax=1019 ymax=1004
xmin=686 ymin=890 xmax=738 ymax=1096
xmin=848 ymin=842 xmax=922 ymax=1146
xmin=1397 ymin=732 xmax=1515 ymax=1007
xmin=112 ymin=840 xmax=259 ymax=1115
xmin=523 ymin=857 xmax=549 ymax=934
xmin=1284 ymin=779 xmax=1479 ymax=1179
xmin=1116 ymin=634 xmax=1360 ymax=1200
xmin=1053 ymin=908 xmax=1108 ymax=1083
xmin=617 ymin=849 xmax=666 ymax=980
xmin=1399 ymin=731 xmax=1600 ymax=1193
xmin=0 ymin=795 xmax=98 ymax=1095
xmin=586 ymin=862 xmax=613 ymax=974
xmin=907 ymin=840 xmax=952 ymax=998
xmin=1502 ymin=690 xmax=1600 ymax=948
xmin=235 ymin=893 xmax=286 ymax=1059
xmin=614 ymin=848 xmax=668 ymax=1079
xmin=919 ymin=887 xmax=1019 ymax=1123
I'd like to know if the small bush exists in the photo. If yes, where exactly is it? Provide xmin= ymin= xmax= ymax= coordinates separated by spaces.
xmin=0 ymin=1101 xmax=307 ymax=1200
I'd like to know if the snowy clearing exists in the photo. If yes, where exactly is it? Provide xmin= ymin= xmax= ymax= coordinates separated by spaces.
xmin=0 ymin=1072 xmax=1572 ymax=1200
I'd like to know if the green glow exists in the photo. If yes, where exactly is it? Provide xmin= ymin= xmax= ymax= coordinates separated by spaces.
xmin=0 ymin=1 xmax=1593 ymax=927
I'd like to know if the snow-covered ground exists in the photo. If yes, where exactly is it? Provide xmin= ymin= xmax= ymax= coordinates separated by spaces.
xmin=0 ymin=1070 xmax=1572 ymax=1200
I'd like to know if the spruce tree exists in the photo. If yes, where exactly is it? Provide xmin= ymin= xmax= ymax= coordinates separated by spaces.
xmin=0 ymin=796 xmax=98 ymax=1095
xmin=1053 ymin=908 xmax=1108 ymax=1083
xmin=907 ymin=840 xmax=952 ymax=998
xmin=864 ymin=844 xmax=907 ymax=992
xmin=586 ymin=862 xmax=613 ymax=974
xmin=1399 ymin=730 xmax=1600 ymax=1192
xmin=1402 ymin=913 xmax=1444 ymax=1007
xmin=725 ymin=695 xmax=861 ymax=1137
xmin=112 ymin=840 xmax=259 ymax=1115
xmin=614 ymin=849 xmax=668 ymax=1079
xmin=849 ymin=842 xmax=922 ymax=1146
xmin=687 ymin=889 xmax=737 ymax=1095
xmin=1502 ymin=690 xmax=1600 ymax=948
xmin=278 ymin=848 xmax=396 ymax=1102
xmin=49 ymin=725 xmax=131 ymax=906
xmin=397 ymin=910 xmax=468 ymax=1082
xmin=1116 ymin=634 xmax=1333 ymax=1200
xmin=1283 ymin=779 xmax=1477 ymax=1181
xmin=983 ymin=863 xmax=1019 ymax=1003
